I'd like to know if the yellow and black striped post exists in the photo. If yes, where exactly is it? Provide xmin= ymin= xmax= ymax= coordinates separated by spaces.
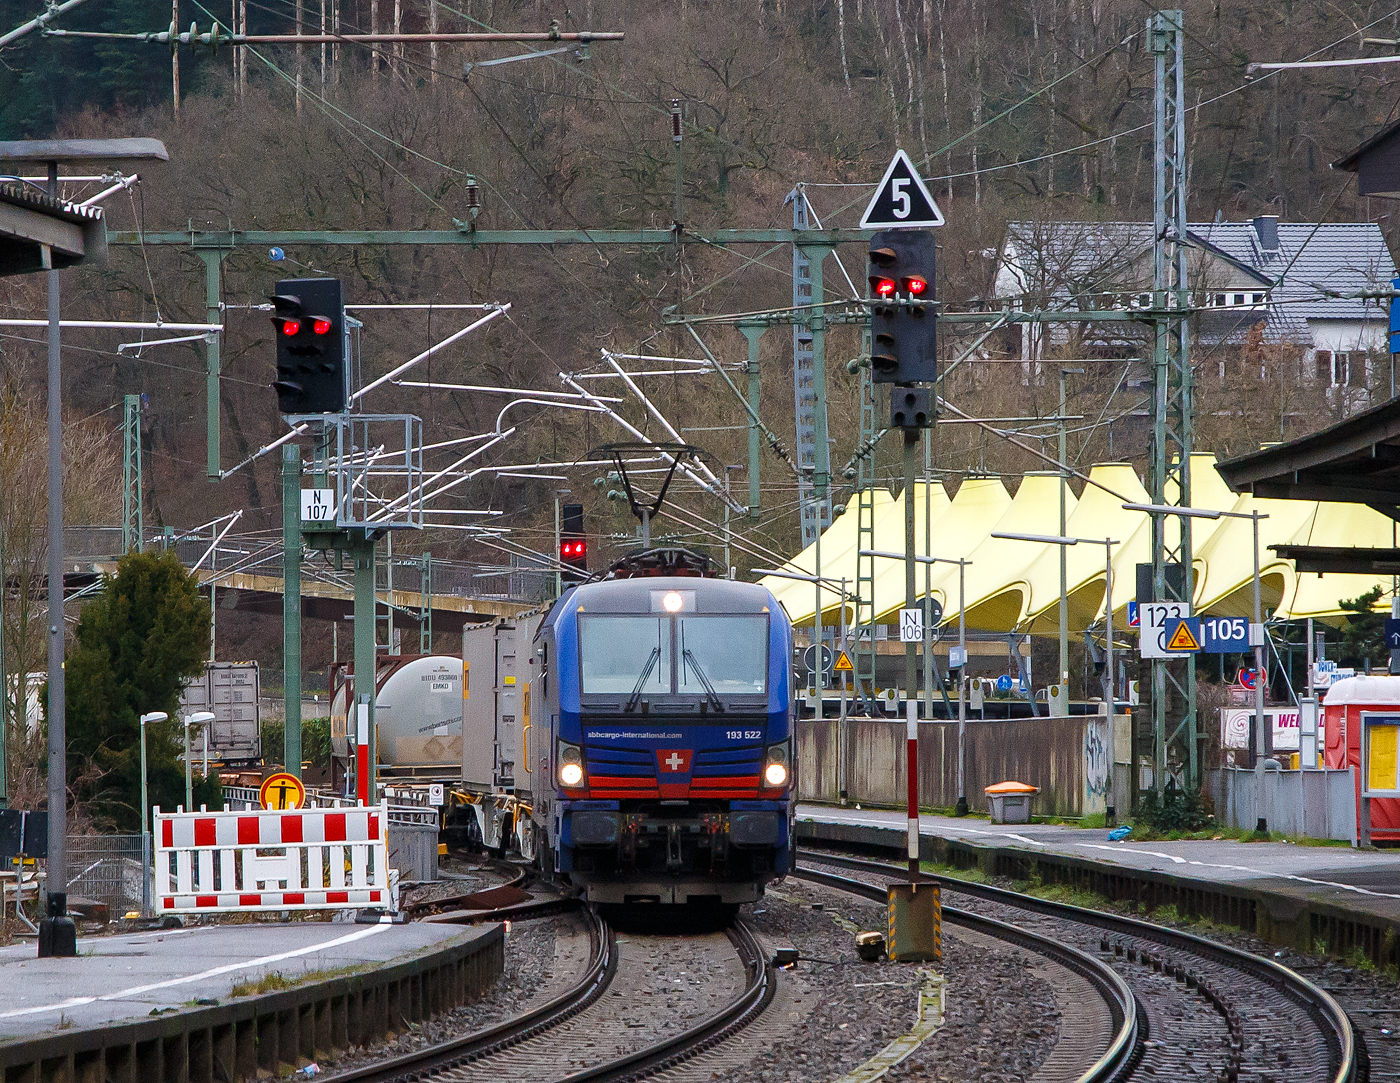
xmin=887 ymin=881 xmax=941 ymax=962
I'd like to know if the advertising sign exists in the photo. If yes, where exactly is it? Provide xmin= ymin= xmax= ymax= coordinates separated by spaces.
xmin=1220 ymin=707 xmax=1301 ymax=752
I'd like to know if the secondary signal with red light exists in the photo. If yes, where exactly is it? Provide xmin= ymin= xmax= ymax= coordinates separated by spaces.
xmin=312 ymin=318 xmax=332 ymax=335
xmin=280 ymin=319 xmax=301 ymax=336
xmin=904 ymin=276 xmax=928 ymax=295
xmin=871 ymin=276 xmax=897 ymax=298
xmin=560 ymin=503 xmax=587 ymax=583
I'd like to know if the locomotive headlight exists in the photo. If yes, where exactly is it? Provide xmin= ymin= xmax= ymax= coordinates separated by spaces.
xmin=662 ymin=590 xmax=684 ymax=613
xmin=763 ymin=741 xmax=790 ymax=789
xmin=558 ymin=741 xmax=586 ymax=788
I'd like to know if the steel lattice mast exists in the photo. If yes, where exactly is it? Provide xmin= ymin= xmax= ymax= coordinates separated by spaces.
xmin=1148 ymin=10 xmax=1198 ymax=796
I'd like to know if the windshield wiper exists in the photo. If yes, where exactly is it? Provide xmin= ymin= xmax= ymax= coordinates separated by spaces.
xmin=683 ymin=648 xmax=725 ymax=712
xmin=624 ymin=647 xmax=662 ymax=712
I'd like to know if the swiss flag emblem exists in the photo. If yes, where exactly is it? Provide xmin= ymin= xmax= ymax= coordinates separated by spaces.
xmin=656 ymin=749 xmax=694 ymax=774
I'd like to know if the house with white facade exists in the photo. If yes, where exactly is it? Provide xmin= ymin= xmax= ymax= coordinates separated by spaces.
xmin=993 ymin=216 xmax=1395 ymax=391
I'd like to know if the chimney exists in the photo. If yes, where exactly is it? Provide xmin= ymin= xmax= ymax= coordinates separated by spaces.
xmin=1252 ymin=215 xmax=1280 ymax=254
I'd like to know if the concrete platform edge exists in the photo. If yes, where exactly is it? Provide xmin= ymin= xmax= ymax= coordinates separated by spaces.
xmin=796 ymin=819 xmax=1400 ymax=969
xmin=0 ymin=923 xmax=505 ymax=1083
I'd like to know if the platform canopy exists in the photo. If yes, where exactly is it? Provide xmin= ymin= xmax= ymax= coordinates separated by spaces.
xmin=761 ymin=453 xmax=1399 ymax=632
xmin=1216 ymin=395 xmax=1400 ymax=582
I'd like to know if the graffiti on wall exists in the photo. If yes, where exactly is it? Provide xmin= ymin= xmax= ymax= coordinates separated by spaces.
xmin=1084 ymin=719 xmax=1110 ymax=814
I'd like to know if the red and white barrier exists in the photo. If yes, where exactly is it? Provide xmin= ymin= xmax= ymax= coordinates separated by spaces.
xmin=153 ymin=801 xmax=397 ymax=915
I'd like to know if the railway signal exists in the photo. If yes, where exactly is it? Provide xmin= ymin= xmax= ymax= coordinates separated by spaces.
xmin=867 ymin=229 xmax=937 ymax=390
xmin=560 ymin=503 xmax=587 ymax=581
xmin=271 ymin=277 xmax=345 ymax=414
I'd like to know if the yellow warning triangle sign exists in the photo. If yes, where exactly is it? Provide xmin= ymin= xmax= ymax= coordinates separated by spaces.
xmin=1166 ymin=620 xmax=1201 ymax=652
xmin=833 ymin=650 xmax=855 ymax=672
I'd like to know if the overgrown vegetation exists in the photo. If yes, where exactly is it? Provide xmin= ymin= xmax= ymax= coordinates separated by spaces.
xmin=64 ymin=550 xmax=221 ymax=829
xmin=261 ymin=717 xmax=333 ymax=771
xmin=1132 ymin=787 xmax=1214 ymax=835
xmin=1339 ymin=586 xmax=1389 ymax=671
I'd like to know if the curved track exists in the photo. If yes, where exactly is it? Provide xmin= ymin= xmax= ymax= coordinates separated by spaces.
xmin=322 ymin=910 xmax=774 ymax=1083
xmin=797 ymin=863 xmax=1137 ymax=1083
xmin=798 ymin=849 xmax=1358 ymax=1083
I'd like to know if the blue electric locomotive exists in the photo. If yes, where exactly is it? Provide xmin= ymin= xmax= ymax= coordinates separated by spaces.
xmin=531 ymin=551 xmax=794 ymax=906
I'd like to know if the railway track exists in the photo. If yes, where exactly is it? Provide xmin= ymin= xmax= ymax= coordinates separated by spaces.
xmin=796 ymin=859 xmax=1137 ymax=1082
xmin=797 ymin=848 xmax=1359 ymax=1083
xmin=322 ymin=906 xmax=775 ymax=1083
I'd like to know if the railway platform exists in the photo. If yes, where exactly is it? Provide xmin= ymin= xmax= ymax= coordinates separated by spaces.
xmin=0 ymin=918 xmax=494 ymax=1043
xmin=797 ymin=804 xmax=1400 ymax=966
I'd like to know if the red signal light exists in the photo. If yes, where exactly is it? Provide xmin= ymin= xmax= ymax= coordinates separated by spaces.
xmin=904 ymin=276 xmax=928 ymax=295
xmin=312 ymin=318 xmax=332 ymax=335
xmin=872 ymin=277 xmax=897 ymax=298
xmin=280 ymin=319 xmax=301 ymax=336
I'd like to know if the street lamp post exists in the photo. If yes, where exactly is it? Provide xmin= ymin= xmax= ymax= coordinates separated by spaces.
xmin=183 ymin=711 xmax=216 ymax=809
xmin=1057 ymin=368 xmax=1084 ymax=691
xmin=861 ymin=550 xmax=972 ymax=813
xmin=1123 ymin=503 xmax=1268 ymax=822
xmin=138 ymin=710 xmax=167 ymax=920
xmin=992 ymin=531 xmax=1120 ymax=702
xmin=138 ymin=712 xmax=167 ymax=839
xmin=992 ymin=532 xmax=1121 ymax=809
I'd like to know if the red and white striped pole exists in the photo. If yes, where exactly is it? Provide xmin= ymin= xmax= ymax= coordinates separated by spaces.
xmin=907 ymin=698 xmax=920 ymax=877
xmin=356 ymin=695 xmax=370 ymax=805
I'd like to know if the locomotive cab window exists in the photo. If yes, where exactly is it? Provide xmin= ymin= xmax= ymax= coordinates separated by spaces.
xmin=678 ymin=616 xmax=768 ymax=695
xmin=578 ymin=616 xmax=672 ymax=694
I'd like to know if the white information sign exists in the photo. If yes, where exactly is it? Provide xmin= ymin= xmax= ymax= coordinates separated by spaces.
xmin=1138 ymin=601 xmax=1191 ymax=659
xmin=1312 ymin=661 xmax=1355 ymax=689
xmin=300 ymin=487 xmax=337 ymax=523
xmin=899 ymin=607 xmax=924 ymax=643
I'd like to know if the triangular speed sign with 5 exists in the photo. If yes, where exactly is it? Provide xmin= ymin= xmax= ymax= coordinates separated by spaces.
xmin=859 ymin=149 xmax=945 ymax=229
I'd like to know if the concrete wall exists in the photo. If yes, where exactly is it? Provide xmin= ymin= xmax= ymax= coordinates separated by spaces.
xmin=797 ymin=714 xmax=1115 ymax=818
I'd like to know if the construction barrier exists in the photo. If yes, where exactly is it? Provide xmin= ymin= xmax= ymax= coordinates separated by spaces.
xmin=153 ymin=801 xmax=397 ymax=915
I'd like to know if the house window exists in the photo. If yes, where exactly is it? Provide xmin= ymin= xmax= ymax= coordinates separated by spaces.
xmin=1252 ymin=292 xmax=1265 ymax=305
xmin=1213 ymin=293 xmax=1226 ymax=307
xmin=1232 ymin=293 xmax=1246 ymax=306
xmin=1315 ymin=350 xmax=1332 ymax=383
xmin=1344 ymin=353 xmax=1365 ymax=387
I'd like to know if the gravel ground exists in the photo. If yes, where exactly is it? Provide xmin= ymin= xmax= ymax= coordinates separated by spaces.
xmin=303 ymin=911 xmax=575 ymax=1079
xmin=710 ymin=878 xmax=1062 ymax=1083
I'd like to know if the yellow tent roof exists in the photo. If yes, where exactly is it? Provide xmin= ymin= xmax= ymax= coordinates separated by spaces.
xmin=1107 ymin=453 xmax=1237 ymax=622
xmin=1023 ymin=463 xmax=1152 ymax=634
xmin=773 ymin=483 xmax=950 ymax=627
xmin=759 ymin=489 xmax=896 ymax=614
xmin=758 ymin=453 xmax=1397 ymax=637
xmin=868 ymin=476 xmax=1010 ymax=623
xmin=1192 ymin=493 xmax=1315 ymax=616
xmin=940 ymin=473 xmax=1073 ymax=631
xmin=1276 ymin=501 xmax=1398 ymax=621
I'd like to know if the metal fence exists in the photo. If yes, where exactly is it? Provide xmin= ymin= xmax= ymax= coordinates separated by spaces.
xmin=66 ymin=834 xmax=147 ymax=917
xmin=1207 ymin=767 xmax=1358 ymax=841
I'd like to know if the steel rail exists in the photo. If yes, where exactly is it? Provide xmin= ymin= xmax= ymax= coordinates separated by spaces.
xmin=559 ymin=916 xmax=776 ymax=1083
xmin=800 ymin=850 xmax=1357 ymax=1083
xmin=796 ymin=863 xmax=1138 ymax=1083
xmin=318 ymin=907 xmax=616 ymax=1083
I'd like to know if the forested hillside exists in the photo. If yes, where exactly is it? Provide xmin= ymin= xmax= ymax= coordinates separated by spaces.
xmin=0 ymin=0 xmax=1395 ymax=580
